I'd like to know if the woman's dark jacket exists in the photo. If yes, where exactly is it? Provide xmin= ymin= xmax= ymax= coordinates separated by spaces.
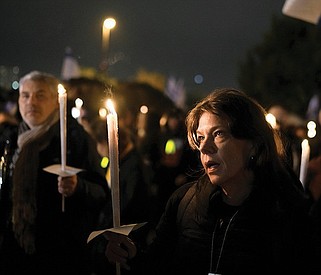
xmin=0 ymin=118 xmax=110 ymax=274
xmin=129 ymin=174 xmax=319 ymax=275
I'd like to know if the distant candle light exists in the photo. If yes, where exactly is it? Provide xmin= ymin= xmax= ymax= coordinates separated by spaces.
xmin=266 ymin=113 xmax=277 ymax=129
xmin=140 ymin=105 xmax=148 ymax=114
xmin=307 ymin=120 xmax=316 ymax=138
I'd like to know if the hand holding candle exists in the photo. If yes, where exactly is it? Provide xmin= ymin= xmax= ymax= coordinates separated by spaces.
xmin=58 ymin=84 xmax=67 ymax=212
xmin=106 ymin=99 xmax=121 ymax=275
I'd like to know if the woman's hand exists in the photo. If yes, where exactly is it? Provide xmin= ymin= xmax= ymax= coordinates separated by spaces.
xmin=57 ymin=175 xmax=77 ymax=197
xmin=104 ymin=231 xmax=137 ymax=270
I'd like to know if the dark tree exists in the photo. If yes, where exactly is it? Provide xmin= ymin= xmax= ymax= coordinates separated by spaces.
xmin=238 ymin=15 xmax=321 ymax=117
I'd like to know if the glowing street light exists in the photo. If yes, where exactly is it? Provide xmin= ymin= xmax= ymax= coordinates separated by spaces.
xmin=104 ymin=18 xmax=116 ymax=30
xmin=100 ymin=17 xmax=116 ymax=72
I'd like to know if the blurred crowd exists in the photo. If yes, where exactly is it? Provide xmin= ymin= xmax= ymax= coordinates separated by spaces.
xmin=1 ymin=72 xmax=321 ymax=274
xmin=0 ymin=73 xmax=201 ymax=274
xmin=3 ymin=77 xmax=321 ymax=200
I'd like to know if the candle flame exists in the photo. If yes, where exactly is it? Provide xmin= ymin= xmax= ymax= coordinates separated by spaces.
xmin=58 ymin=84 xmax=66 ymax=95
xmin=106 ymin=99 xmax=116 ymax=114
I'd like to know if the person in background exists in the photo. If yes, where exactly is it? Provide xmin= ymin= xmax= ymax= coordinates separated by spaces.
xmin=0 ymin=87 xmax=20 ymax=157
xmin=104 ymin=88 xmax=319 ymax=274
xmin=0 ymin=71 xmax=109 ymax=274
xmin=87 ymin=117 xmax=150 ymax=275
xmin=150 ymin=107 xmax=200 ymax=230
xmin=88 ymin=117 xmax=149 ymax=226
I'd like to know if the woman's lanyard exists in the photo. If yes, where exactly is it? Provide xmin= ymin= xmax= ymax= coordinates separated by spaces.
xmin=208 ymin=210 xmax=239 ymax=275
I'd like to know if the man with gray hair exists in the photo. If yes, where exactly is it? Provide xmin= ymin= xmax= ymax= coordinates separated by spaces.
xmin=0 ymin=71 xmax=109 ymax=274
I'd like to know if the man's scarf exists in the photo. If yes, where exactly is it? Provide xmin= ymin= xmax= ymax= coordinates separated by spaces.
xmin=12 ymin=110 xmax=59 ymax=254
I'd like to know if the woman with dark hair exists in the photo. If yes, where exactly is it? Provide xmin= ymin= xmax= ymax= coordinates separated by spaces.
xmin=104 ymin=88 xmax=318 ymax=274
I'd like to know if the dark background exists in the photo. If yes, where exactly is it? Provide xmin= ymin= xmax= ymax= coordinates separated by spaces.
xmin=0 ymin=0 xmax=285 ymax=93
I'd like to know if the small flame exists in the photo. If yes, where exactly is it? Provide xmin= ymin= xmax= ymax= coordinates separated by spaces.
xmin=58 ymin=84 xmax=66 ymax=95
xmin=106 ymin=99 xmax=116 ymax=114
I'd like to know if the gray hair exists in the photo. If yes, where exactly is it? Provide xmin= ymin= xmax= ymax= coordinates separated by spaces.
xmin=19 ymin=71 xmax=59 ymax=97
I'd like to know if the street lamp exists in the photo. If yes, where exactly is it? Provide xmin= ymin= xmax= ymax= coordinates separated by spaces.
xmin=100 ymin=17 xmax=116 ymax=72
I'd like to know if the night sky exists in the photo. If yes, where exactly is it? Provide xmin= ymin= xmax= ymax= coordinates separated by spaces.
xmin=1 ymin=0 xmax=285 ymax=94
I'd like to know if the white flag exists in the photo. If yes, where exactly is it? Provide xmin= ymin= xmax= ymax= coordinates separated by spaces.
xmin=61 ymin=47 xmax=81 ymax=80
xmin=282 ymin=0 xmax=321 ymax=24
xmin=165 ymin=76 xmax=186 ymax=110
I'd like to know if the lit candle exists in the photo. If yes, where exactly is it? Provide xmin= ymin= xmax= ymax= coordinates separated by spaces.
xmin=58 ymin=84 xmax=67 ymax=212
xmin=106 ymin=99 xmax=120 ymax=228
xmin=299 ymin=139 xmax=310 ymax=188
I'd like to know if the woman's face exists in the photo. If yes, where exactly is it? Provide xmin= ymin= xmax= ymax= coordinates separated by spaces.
xmin=196 ymin=111 xmax=254 ymax=189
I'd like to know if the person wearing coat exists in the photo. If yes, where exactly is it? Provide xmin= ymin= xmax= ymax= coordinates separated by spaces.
xmin=104 ymin=88 xmax=319 ymax=275
xmin=0 ymin=71 xmax=110 ymax=274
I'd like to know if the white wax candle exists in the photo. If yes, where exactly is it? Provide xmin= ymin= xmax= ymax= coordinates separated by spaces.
xmin=106 ymin=99 xmax=120 ymax=227
xmin=58 ymin=84 xmax=67 ymax=212
xmin=58 ymin=84 xmax=67 ymax=170
xmin=299 ymin=139 xmax=310 ymax=188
